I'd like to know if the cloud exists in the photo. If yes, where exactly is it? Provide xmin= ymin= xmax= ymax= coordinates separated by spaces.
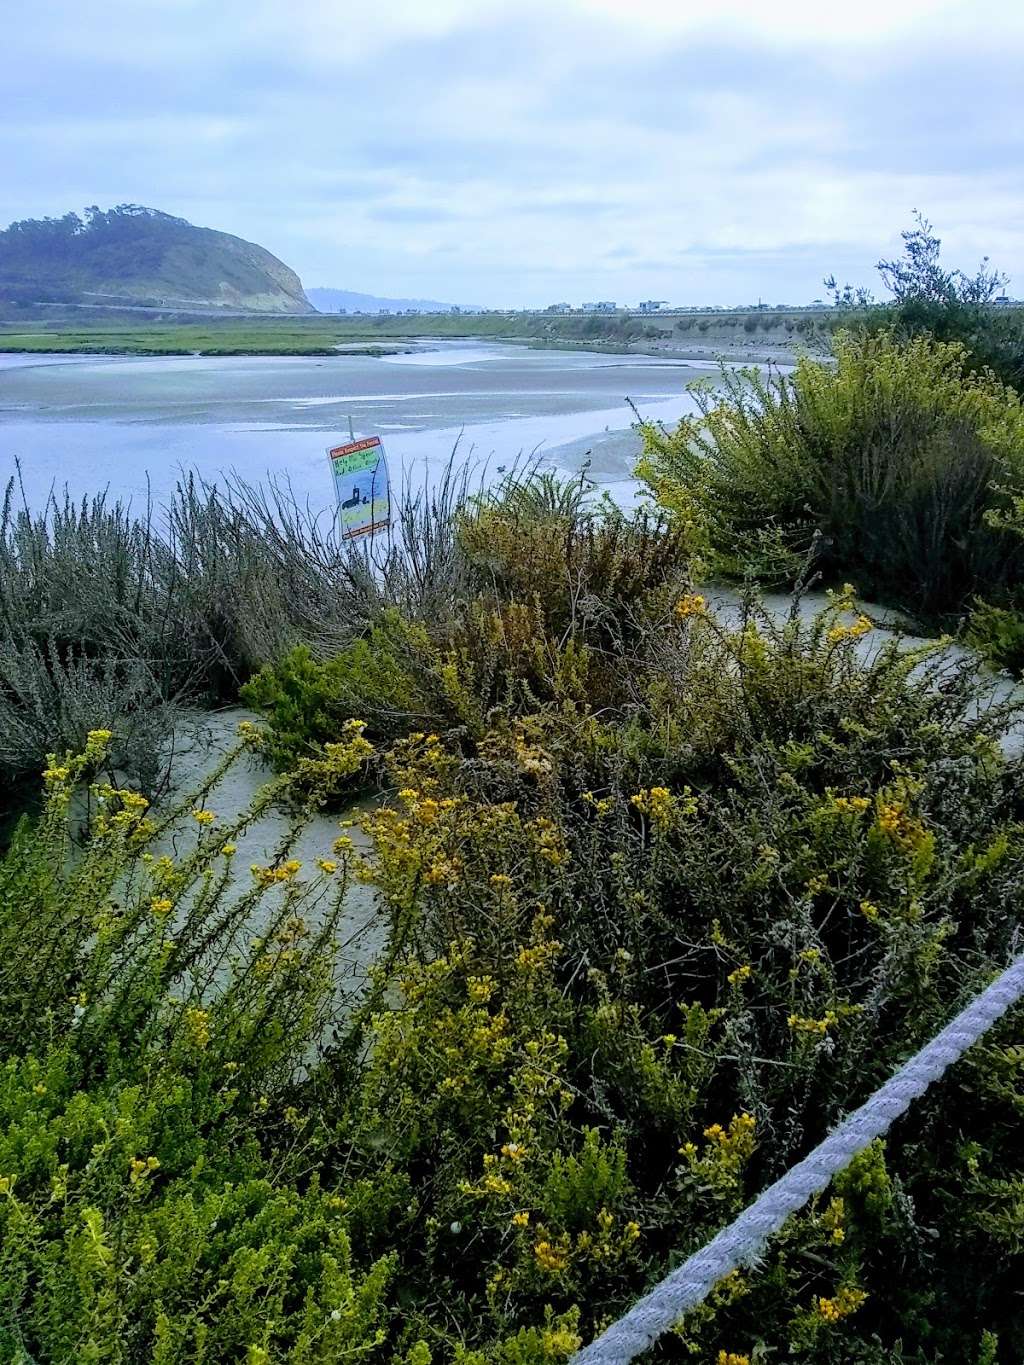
xmin=2 ymin=0 xmax=1023 ymax=304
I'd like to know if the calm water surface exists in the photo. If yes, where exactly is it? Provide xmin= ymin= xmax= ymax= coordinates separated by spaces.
xmin=0 ymin=340 xmax=716 ymax=511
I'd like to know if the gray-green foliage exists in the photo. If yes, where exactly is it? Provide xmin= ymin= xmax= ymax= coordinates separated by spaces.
xmin=0 ymin=459 xmax=483 ymax=800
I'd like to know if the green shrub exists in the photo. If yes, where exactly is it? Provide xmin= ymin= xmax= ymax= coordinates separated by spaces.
xmin=456 ymin=474 xmax=693 ymax=641
xmin=243 ymin=480 xmax=696 ymax=777
xmin=0 ymin=724 xmax=393 ymax=1362
xmin=328 ymin=595 xmax=1024 ymax=1360
xmin=637 ymin=329 xmax=1024 ymax=619
xmin=5 ymin=511 xmax=1024 ymax=1360
xmin=966 ymin=598 xmax=1024 ymax=674
xmin=0 ymin=462 xmax=478 ymax=808
xmin=240 ymin=616 xmax=427 ymax=770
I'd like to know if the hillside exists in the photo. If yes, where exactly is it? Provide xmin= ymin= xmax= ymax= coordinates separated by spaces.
xmin=0 ymin=204 xmax=314 ymax=313
xmin=307 ymin=286 xmax=481 ymax=314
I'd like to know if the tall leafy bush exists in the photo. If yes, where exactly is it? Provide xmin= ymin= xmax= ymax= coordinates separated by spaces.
xmin=638 ymin=330 xmax=1024 ymax=618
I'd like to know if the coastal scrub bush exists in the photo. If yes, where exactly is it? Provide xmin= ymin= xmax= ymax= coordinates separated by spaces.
xmin=240 ymin=619 xmax=428 ymax=769
xmin=3 ymin=585 xmax=1024 ymax=1360
xmin=0 ymin=459 xmax=479 ymax=810
xmin=315 ymin=591 xmax=1024 ymax=1361
xmin=0 ymin=724 xmax=395 ymax=1362
xmin=456 ymin=474 xmax=693 ymax=641
xmin=242 ymin=474 xmax=696 ymax=777
xmin=965 ymin=598 xmax=1024 ymax=675
xmin=637 ymin=329 xmax=1024 ymax=619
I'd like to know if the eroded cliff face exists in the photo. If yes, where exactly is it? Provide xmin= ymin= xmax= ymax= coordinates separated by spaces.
xmin=148 ymin=227 xmax=315 ymax=313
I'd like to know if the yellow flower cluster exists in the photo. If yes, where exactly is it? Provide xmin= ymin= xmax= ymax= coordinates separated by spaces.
xmin=150 ymin=897 xmax=173 ymax=918
xmin=875 ymin=800 xmax=931 ymax=854
xmin=128 ymin=1155 xmax=160 ymax=1184
xmin=41 ymin=730 xmax=114 ymax=790
xmin=877 ymin=802 xmax=903 ymax=834
xmin=573 ymin=1207 xmax=641 ymax=1263
xmin=630 ymin=786 xmax=672 ymax=827
xmin=85 ymin=782 xmax=155 ymax=838
xmin=468 ymin=975 xmax=496 ymax=1003
xmin=423 ymin=857 xmax=461 ymax=887
xmin=827 ymin=614 xmax=872 ymax=644
xmin=788 ymin=1010 xmax=839 ymax=1036
xmin=680 ymin=1113 xmax=757 ymax=1194
xmin=250 ymin=859 xmax=302 ymax=887
xmin=831 ymin=794 xmax=871 ymax=814
xmin=717 ymin=1353 xmax=751 ymax=1365
xmin=236 ymin=718 xmax=264 ymax=746
xmin=674 ymin=593 xmax=708 ymax=619
xmin=532 ymin=816 xmax=569 ymax=867
xmin=632 ymin=785 xmax=697 ymax=831
xmin=540 ymin=1325 xmax=582 ymax=1357
xmin=522 ymin=1209 xmax=641 ymax=1279
xmin=727 ymin=963 xmax=753 ymax=986
xmin=183 ymin=1006 xmax=211 ymax=1050
xmin=533 ymin=1238 xmax=570 ymax=1273
xmin=820 ymin=1196 xmax=847 ymax=1245
xmin=704 ymin=1113 xmax=755 ymax=1149
xmin=192 ymin=809 xmax=217 ymax=825
xmin=815 ymin=1286 xmax=868 ymax=1322
xmin=515 ymin=940 xmax=561 ymax=974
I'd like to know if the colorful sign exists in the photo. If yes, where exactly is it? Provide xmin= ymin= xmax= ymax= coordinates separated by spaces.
xmin=326 ymin=436 xmax=391 ymax=539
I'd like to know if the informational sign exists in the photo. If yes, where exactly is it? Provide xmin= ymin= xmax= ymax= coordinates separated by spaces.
xmin=326 ymin=436 xmax=391 ymax=539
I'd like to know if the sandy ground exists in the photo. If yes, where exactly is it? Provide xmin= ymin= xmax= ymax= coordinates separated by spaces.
xmin=709 ymin=586 xmax=1024 ymax=756
xmin=637 ymin=337 xmax=829 ymax=367
xmin=152 ymin=707 xmax=387 ymax=1002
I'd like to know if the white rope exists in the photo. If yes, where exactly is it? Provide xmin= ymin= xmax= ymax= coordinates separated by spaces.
xmin=573 ymin=952 xmax=1024 ymax=1365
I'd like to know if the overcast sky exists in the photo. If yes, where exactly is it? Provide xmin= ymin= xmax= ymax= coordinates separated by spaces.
xmin=3 ymin=0 xmax=1022 ymax=307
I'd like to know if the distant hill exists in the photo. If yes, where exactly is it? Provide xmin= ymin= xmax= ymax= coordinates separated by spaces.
xmin=307 ymin=286 xmax=482 ymax=315
xmin=0 ymin=205 xmax=314 ymax=314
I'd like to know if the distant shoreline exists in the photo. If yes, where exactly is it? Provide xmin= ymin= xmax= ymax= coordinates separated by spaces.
xmin=0 ymin=328 xmax=820 ymax=367
xmin=0 ymin=306 xmax=833 ymax=362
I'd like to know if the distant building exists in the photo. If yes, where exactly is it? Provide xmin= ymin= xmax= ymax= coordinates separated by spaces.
xmin=545 ymin=303 xmax=572 ymax=314
xmin=994 ymin=295 xmax=1013 ymax=306
xmin=638 ymin=300 xmax=669 ymax=314
xmin=582 ymin=301 xmax=617 ymax=313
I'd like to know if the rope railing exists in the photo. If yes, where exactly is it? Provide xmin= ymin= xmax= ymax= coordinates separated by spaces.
xmin=572 ymin=952 xmax=1024 ymax=1365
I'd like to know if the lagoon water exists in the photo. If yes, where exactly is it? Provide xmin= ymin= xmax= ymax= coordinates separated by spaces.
xmin=0 ymin=340 xmax=715 ymax=512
